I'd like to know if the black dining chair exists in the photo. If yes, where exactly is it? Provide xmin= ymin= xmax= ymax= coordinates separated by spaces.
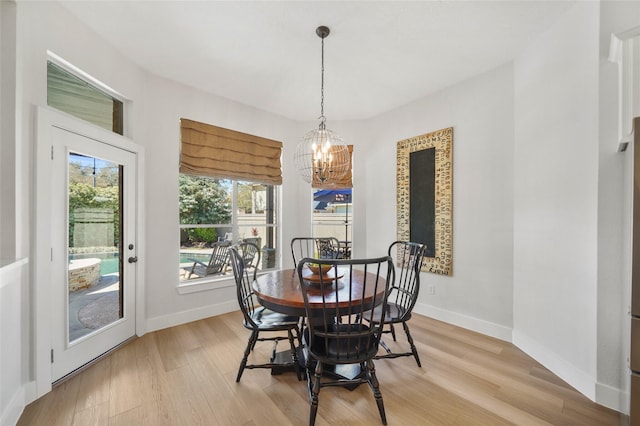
xmin=297 ymin=256 xmax=394 ymax=426
xmin=363 ymin=241 xmax=426 ymax=367
xmin=291 ymin=237 xmax=343 ymax=333
xmin=228 ymin=246 xmax=302 ymax=382
xmin=291 ymin=237 xmax=316 ymax=266
xmin=291 ymin=237 xmax=342 ymax=266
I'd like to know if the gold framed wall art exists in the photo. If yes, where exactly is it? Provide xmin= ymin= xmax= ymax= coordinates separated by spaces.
xmin=396 ymin=127 xmax=452 ymax=275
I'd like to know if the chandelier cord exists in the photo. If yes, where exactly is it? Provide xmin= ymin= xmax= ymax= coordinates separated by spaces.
xmin=319 ymin=35 xmax=326 ymax=130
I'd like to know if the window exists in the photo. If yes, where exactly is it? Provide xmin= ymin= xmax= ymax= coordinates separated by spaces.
xmin=179 ymin=175 xmax=279 ymax=282
xmin=312 ymin=188 xmax=352 ymax=258
xmin=178 ymin=118 xmax=282 ymax=283
xmin=311 ymin=145 xmax=353 ymax=257
xmin=47 ymin=60 xmax=124 ymax=135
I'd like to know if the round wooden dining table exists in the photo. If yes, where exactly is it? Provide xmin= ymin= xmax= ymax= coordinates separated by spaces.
xmin=252 ymin=267 xmax=387 ymax=383
xmin=252 ymin=268 xmax=387 ymax=317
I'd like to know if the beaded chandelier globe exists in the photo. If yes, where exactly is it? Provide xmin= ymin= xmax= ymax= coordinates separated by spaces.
xmin=294 ymin=26 xmax=350 ymax=185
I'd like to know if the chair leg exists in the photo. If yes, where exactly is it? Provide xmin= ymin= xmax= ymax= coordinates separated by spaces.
xmin=250 ymin=332 xmax=259 ymax=351
xmin=288 ymin=329 xmax=303 ymax=381
xmin=236 ymin=330 xmax=258 ymax=382
xmin=402 ymin=321 xmax=421 ymax=367
xmin=379 ymin=338 xmax=393 ymax=355
xmin=309 ymin=361 xmax=323 ymax=426
xmin=298 ymin=318 xmax=305 ymax=347
xmin=389 ymin=323 xmax=396 ymax=341
xmin=365 ymin=359 xmax=387 ymax=425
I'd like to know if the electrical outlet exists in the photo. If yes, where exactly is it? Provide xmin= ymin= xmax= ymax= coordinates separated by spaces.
xmin=427 ymin=285 xmax=435 ymax=295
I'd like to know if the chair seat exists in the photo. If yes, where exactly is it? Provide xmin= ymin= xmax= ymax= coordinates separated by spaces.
xmin=304 ymin=324 xmax=379 ymax=363
xmin=364 ymin=302 xmax=411 ymax=324
xmin=246 ymin=307 xmax=300 ymax=330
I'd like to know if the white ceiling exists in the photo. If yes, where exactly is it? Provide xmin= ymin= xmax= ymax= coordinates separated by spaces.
xmin=58 ymin=0 xmax=575 ymax=122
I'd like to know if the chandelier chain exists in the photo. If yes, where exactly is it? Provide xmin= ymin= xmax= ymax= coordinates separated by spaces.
xmin=320 ymin=35 xmax=325 ymax=129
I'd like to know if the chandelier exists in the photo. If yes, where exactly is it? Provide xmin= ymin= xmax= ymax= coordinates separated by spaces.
xmin=294 ymin=26 xmax=350 ymax=185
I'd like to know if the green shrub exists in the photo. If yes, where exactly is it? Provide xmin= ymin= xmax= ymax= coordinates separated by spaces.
xmin=191 ymin=228 xmax=217 ymax=243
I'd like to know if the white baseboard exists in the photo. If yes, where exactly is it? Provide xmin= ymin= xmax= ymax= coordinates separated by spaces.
xmin=596 ymin=381 xmax=629 ymax=415
xmin=513 ymin=330 xmax=596 ymax=400
xmin=1 ymin=382 xmax=28 ymax=426
xmin=145 ymin=300 xmax=238 ymax=333
xmin=415 ymin=305 xmax=627 ymax=414
xmin=513 ymin=330 xmax=628 ymax=414
xmin=22 ymin=381 xmax=37 ymax=407
xmin=414 ymin=302 xmax=513 ymax=342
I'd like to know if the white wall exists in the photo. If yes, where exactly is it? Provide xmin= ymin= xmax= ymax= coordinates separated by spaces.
xmin=598 ymin=0 xmax=640 ymax=412
xmin=0 ymin=260 xmax=29 ymax=426
xmin=141 ymin=74 xmax=302 ymax=327
xmin=360 ymin=63 xmax=515 ymax=340
xmin=1 ymin=1 xmax=17 ymax=260
xmin=0 ymin=4 xmax=27 ymax=425
xmin=513 ymin=1 xmax=600 ymax=399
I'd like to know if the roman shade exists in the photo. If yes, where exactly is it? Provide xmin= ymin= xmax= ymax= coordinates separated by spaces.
xmin=312 ymin=145 xmax=353 ymax=189
xmin=180 ymin=118 xmax=283 ymax=185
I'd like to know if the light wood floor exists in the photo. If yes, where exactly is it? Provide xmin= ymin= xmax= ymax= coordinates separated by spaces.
xmin=18 ymin=311 xmax=626 ymax=425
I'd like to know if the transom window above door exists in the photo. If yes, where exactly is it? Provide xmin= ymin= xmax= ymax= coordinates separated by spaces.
xmin=47 ymin=59 xmax=124 ymax=135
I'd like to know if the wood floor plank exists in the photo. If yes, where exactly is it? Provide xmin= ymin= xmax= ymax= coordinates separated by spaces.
xmin=18 ymin=311 xmax=625 ymax=425
xmin=74 ymin=357 xmax=112 ymax=412
xmin=108 ymin=406 xmax=142 ymax=426
xmin=71 ymin=401 xmax=109 ymax=426
xmin=134 ymin=338 xmax=179 ymax=424
xmin=108 ymin=341 xmax=143 ymax=418
xmin=152 ymin=323 xmax=202 ymax=372
xmin=17 ymin=375 xmax=81 ymax=426
xmin=166 ymin=363 xmax=220 ymax=425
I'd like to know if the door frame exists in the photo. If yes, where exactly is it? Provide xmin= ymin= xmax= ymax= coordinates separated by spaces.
xmin=33 ymin=106 xmax=146 ymax=398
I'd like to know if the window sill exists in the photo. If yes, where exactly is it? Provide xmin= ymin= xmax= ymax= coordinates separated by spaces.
xmin=176 ymin=275 xmax=235 ymax=295
xmin=175 ymin=269 xmax=277 ymax=295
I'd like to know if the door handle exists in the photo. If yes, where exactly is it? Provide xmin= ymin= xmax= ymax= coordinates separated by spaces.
xmin=128 ymin=256 xmax=138 ymax=264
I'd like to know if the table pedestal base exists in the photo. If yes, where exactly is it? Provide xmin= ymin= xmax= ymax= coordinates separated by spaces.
xmin=269 ymin=350 xmax=299 ymax=376
xmin=270 ymin=347 xmax=364 ymax=390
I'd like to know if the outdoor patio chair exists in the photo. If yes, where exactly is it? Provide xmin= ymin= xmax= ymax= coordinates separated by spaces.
xmin=237 ymin=241 xmax=260 ymax=280
xmin=291 ymin=237 xmax=342 ymax=266
xmin=186 ymin=240 xmax=231 ymax=279
xmin=315 ymin=237 xmax=342 ymax=259
xmin=242 ymin=236 xmax=261 ymax=247
xmin=363 ymin=241 xmax=426 ymax=367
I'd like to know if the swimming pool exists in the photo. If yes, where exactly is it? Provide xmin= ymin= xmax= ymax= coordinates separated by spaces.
xmin=70 ymin=252 xmax=120 ymax=275
xmin=69 ymin=252 xmax=211 ymax=275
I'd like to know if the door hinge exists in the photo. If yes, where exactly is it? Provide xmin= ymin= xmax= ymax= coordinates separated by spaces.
xmin=51 ymin=248 xmax=53 ymax=262
xmin=51 ymin=146 xmax=54 ymax=160
xmin=51 ymin=349 xmax=54 ymax=363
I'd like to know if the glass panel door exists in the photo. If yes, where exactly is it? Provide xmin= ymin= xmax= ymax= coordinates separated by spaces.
xmin=67 ymin=153 xmax=123 ymax=342
xmin=49 ymin=124 xmax=136 ymax=383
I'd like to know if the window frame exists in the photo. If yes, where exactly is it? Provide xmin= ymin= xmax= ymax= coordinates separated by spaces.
xmin=178 ymin=175 xmax=280 ymax=292
xmin=46 ymin=52 xmax=127 ymax=136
